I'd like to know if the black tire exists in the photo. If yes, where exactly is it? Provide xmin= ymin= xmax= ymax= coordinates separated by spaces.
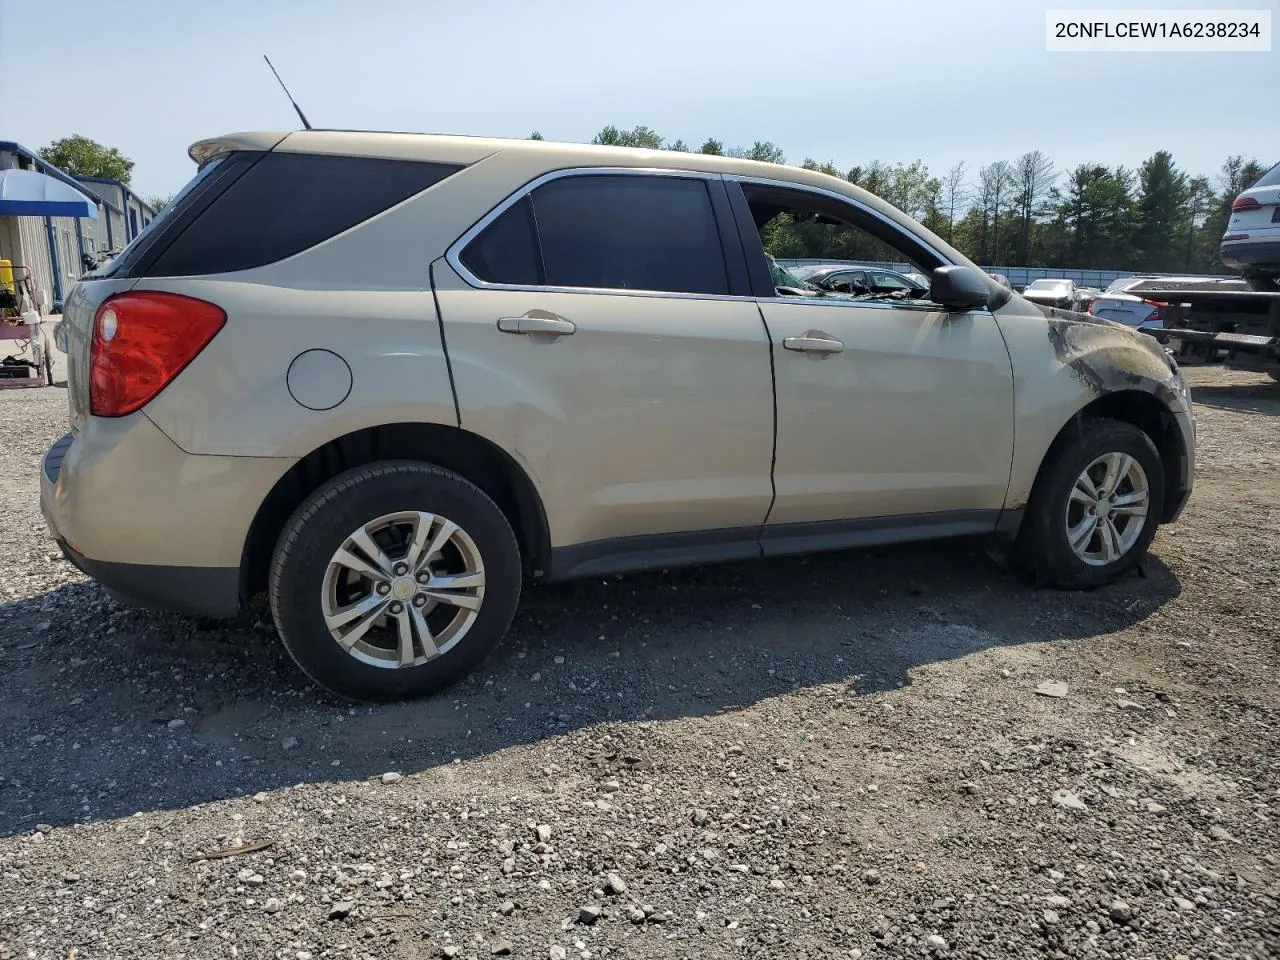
xmin=1015 ymin=418 xmax=1165 ymax=589
xmin=269 ymin=461 xmax=521 ymax=701
xmin=1243 ymin=272 xmax=1279 ymax=293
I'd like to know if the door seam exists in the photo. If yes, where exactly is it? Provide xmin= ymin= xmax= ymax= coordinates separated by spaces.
xmin=755 ymin=301 xmax=778 ymax=560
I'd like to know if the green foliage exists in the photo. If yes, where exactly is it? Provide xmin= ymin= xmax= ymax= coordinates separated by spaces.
xmin=573 ymin=122 xmax=1276 ymax=271
xmin=39 ymin=134 xmax=134 ymax=182
xmin=147 ymin=195 xmax=172 ymax=213
xmin=591 ymin=125 xmax=663 ymax=149
xmin=529 ymin=131 xmax=544 ymax=140
xmin=1133 ymin=151 xmax=1188 ymax=272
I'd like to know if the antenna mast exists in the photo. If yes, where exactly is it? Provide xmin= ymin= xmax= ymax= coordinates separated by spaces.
xmin=263 ymin=55 xmax=313 ymax=130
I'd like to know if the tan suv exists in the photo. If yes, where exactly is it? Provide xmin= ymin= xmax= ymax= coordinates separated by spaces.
xmin=42 ymin=131 xmax=1195 ymax=700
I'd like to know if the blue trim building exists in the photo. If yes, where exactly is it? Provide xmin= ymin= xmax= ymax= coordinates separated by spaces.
xmin=0 ymin=140 xmax=155 ymax=312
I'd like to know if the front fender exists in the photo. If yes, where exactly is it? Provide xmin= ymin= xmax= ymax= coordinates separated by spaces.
xmin=994 ymin=302 xmax=1193 ymax=510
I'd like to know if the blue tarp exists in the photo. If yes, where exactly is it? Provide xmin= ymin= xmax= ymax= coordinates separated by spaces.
xmin=0 ymin=168 xmax=98 ymax=218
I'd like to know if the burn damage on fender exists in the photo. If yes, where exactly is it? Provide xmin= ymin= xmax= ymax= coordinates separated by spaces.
xmin=1042 ymin=308 xmax=1171 ymax=397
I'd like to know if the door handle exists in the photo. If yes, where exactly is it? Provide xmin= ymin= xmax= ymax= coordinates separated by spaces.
xmin=497 ymin=316 xmax=576 ymax=336
xmin=782 ymin=334 xmax=844 ymax=354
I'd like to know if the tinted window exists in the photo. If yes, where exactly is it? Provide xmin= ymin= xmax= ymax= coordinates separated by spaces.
xmin=460 ymin=197 xmax=541 ymax=285
xmin=531 ymin=175 xmax=729 ymax=295
xmin=145 ymin=153 xmax=462 ymax=277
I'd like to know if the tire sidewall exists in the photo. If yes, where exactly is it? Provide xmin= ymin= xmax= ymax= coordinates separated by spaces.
xmin=270 ymin=464 xmax=521 ymax=701
xmin=1025 ymin=421 xmax=1166 ymax=588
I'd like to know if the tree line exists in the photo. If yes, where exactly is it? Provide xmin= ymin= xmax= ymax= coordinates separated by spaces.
xmin=530 ymin=125 xmax=1273 ymax=274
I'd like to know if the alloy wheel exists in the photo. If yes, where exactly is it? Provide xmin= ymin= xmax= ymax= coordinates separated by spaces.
xmin=1064 ymin=452 xmax=1150 ymax=567
xmin=320 ymin=511 xmax=486 ymax=668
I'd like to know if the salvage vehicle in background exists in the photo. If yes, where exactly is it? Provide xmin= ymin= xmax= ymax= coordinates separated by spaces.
xmin=1076 ymin=286 xmax=1102 ymax=313
xmin=1021 ymin=277 xmax=1081 ymax=311
xmin=41 ymin=130 xmax=1195 ymax=700
xmin=792 ymin=263 xmax=929 ymax=298
xmin=1221 ymin=161 xmax=1280 ymax=291
xmin=1129 ymin=276 xmax=1280 ymax=380
xmin=1089 ymin=276 xmax=1166 ymax=331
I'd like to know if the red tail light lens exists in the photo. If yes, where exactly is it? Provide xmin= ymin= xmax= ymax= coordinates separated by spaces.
xmin=1222 ymin=233 xmax=1249 ymax=242
xmin=90 ymin=292 xmax=226 ymax=417
xmin=1142 ymin=299 xmax=1167 ymax=308
xmin=1231 ymin=196 xmax=1260 ymax=211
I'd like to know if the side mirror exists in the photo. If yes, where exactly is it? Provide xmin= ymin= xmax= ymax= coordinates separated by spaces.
xmin=929 ymin=265 xmax=990 ymax=311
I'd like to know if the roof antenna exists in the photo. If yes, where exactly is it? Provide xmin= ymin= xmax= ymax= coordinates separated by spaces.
xmin=263 ymin=55 xmax=313 ymax=130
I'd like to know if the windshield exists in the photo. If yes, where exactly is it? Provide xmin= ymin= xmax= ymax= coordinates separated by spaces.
xmin=1026 ymin=279 xmax=1069 ymax=291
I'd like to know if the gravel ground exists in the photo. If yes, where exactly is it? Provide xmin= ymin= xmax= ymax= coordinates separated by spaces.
xmin=1 ymin=360 xmax=1277 ymax=960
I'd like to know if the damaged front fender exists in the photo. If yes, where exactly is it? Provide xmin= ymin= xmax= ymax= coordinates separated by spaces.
xmin=993 ymin=299 xmax=1195 ymax=523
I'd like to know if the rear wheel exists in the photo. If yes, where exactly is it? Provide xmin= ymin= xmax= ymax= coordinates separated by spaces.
xmin=269 ymin=461 xmax=521 ymax=701
xmin=1015 ymin=419 xmax=1165 ymax=589
xmin=1243 ymin=272 xmax=1279 ymax=293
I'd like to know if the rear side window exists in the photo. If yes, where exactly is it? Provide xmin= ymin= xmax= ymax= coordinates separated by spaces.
xmin=531 ymin=176 xmax=729 ymax=295
xmin=143 ymin=153 xmax=462 ymax=277
xmin=460 ymin=196 xmax=541 ymax=285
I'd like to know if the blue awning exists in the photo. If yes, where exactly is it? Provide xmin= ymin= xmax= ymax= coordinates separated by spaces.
xmin=0 ymin=169 xmax=98 ymax=218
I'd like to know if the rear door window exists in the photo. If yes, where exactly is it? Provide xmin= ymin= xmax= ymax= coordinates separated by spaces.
xmin=530 ymin=175 xmax=730 ymax=295
xmin=459 ymin=196 xmax=542 ymax=286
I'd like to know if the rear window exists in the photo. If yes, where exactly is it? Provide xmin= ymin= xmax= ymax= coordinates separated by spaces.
xmin=1252 ymin=162 xmax=1280 ymax=189
xmin=124 ymin=152 xmax=462 ymax=278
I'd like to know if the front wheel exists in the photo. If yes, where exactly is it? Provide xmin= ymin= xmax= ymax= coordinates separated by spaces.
xmin=1016 ymin=419 xmax=1166 ymax=589
xmin=269 ymin=461 xmax=522 ymax=701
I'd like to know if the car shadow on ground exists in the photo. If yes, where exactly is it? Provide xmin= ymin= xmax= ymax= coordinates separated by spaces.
xmin=1188 ymin=381 xmax=1280 ymax=417
xmin=0 ymin=536 xmax=1181 ymax=836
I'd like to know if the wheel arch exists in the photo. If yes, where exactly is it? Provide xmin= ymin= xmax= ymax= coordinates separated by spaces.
xmin=240 ymin=422 xmax=551 ymax=601
xmin=1022 ymin=389 xmax=1189 ymax=530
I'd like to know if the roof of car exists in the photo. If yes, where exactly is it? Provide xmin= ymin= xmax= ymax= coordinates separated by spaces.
xmin=193 ymin=129 xmax=857 ymax=191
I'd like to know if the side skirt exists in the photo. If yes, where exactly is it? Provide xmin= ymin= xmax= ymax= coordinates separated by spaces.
xmin=546 ymin=510 xmax=1002 ymax=581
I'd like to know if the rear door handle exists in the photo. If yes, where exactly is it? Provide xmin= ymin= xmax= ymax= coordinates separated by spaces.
xmin=782 ymin=334 xmax=844 ymax=354
xmin=497 ymin=316 xmax=576 ymax=336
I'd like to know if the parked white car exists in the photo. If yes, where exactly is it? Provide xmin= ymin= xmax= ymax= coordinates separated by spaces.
xmin=1221 ymin=161 xmax=1280 ymax=290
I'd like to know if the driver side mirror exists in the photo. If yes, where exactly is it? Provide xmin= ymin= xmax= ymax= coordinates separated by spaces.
xmin=929 ymin=265 xmax=990 ymax=311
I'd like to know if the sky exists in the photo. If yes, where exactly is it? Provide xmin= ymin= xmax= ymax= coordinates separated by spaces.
xmin=2 ymin=0 xmax=1276 ymax=199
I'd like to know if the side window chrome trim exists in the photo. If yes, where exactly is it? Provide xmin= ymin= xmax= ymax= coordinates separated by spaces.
xmin=446 ymin=166 xmax=732 ymax=299
xmin=722 ymin=173 xmax=954 ymax=269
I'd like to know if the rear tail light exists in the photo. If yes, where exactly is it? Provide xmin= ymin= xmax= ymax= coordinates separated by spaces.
xmin=1222 ymin=233 xmax=1249 ymax=242
xmin=90 ymin=292 xmax=226 ymax=417
xmin=1142 ymin=299 xmax=1167 ymax=308
xmin=1231 ymin=196 xmax=1260 ymax=211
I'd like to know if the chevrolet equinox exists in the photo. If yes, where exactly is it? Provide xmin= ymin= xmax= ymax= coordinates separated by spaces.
xmin=41 ymin=131 xmax=1195 ymax=700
